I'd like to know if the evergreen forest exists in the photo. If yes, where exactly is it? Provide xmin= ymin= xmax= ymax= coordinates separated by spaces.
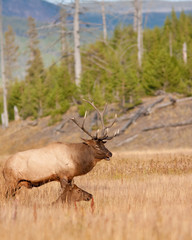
xmin=1 ymin=10 xmax=192 ymax=123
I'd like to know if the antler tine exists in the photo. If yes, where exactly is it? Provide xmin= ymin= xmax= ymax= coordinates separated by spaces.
xmin=103 ymin=114 xmax=117 ymax=134
xmin=95 ymin=129 xmax=100 ymax=139
xmin=101 ymin=104 xmax=108 ymax=136
xmin=102 ymin=103 xmax=108 ymax=117
xmin=82 ymin=111 xmax=87 ymax=129
xmin=83 ymin=99 xmax=107 ymax=137
xmin=71 ymin=114 xmax=94 ymax=139
xmin=103 ymin=129 xmax=120 ymax=141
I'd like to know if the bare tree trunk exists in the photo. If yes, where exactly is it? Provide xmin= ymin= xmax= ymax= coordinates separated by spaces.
xmin=73 ymin=0 xmax=82 ymax=86
xmin=183 ymin=42 xmax=187 ymax=64
xmin=137 ymin=0 xmax=143 ymax=68
xmin=0 ymin=0 xmax=8 ymax=128
xmin=133 ymin=0 xmax=138 ymax=32
xmin=14 ymin=106 xmax=20 ymax=121
xmin=101 ymin=0 xmax=107 ymax=44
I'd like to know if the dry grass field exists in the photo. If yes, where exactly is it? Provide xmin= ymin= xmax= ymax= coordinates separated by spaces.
xmin=0 ymin=150 xmax=192 ymax=240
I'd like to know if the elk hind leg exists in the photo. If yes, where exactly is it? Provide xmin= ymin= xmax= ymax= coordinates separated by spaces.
xmin=5 ymin=185 xmax=19 ymax=198
xmin=5 ymin=180 xmax=33 ymax=198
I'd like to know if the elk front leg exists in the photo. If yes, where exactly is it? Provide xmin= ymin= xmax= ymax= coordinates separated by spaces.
xmin=60 ymin=177 xmax=73 ymax=190
xmin=60 ymin=178 xmax=68 ymax=189
xmin=56 ymin=178 xmax=73 ymax=205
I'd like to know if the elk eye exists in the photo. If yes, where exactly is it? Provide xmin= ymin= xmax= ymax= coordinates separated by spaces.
xmin=102 ymin=141 xmax=107 ymax=144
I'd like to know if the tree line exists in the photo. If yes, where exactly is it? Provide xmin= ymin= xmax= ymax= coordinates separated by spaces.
xmin=0 ymin=9 xmax=192 ymax=124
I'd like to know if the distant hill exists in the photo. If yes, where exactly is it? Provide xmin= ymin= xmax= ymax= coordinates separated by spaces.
xmin=3 ymin=0 xmax=60 ymax=22
xmin=2 ymin=0 xmax=192 ymax=37
xmin=89 ymin=1 xmax=192 ymax=13
xmin=3 ymin=0 xmax=192 ymax=23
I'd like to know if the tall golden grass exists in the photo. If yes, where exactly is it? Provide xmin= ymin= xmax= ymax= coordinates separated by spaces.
xmin=1 ymin=150 xmax=192 ymax=240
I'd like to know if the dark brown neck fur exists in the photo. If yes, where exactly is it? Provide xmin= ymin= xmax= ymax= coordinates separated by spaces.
xmin=71 ymin=143 xmax=98 ymax=176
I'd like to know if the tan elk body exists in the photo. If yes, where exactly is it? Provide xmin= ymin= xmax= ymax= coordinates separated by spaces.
xmin=3 ymin=100 xmax=118 ymax=197
xmin=3 ymin=140 xmax=111 ymax=197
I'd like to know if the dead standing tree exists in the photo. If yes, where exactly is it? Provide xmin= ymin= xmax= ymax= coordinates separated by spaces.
xmin=133 ymin=0 xmax=138 ymax=32
xmin=0 ymin=0 xmax=9 ymax=128
xmin=183 ymin=42 xmax=187 ymax=64
xmin=133 ymin=0 xmax=143 ymax=68
xmin=74 ymin=0 xmax=82 ymax=86
xmin=101 ymin=0 xmax=107 ymax=44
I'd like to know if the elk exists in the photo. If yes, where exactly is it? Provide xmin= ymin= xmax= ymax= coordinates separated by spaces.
xmin=3 ymin=100 xmax=118 ymax=198
xmin=52 ymin=184 xmax=92 ymax=205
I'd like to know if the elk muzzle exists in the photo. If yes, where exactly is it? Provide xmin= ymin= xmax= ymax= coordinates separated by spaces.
xmin=105 ymin=151 xmax=112 ymax=161
xmin=84 ymin=192 xmax=93 ymax=201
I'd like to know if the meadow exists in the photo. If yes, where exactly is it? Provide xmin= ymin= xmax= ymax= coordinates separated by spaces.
xmin=0 ymin=150 xmax=192 ymax=240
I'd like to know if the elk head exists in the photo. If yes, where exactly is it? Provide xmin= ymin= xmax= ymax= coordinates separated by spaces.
xmin=62 ymin=184 xmax=92 ymax=204
xmin=71 ymin=100 xmax=119 ymax=161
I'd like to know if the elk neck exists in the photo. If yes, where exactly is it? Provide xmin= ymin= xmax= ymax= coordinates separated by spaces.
xmin=70 ymin=142 xmax=98 ymax=176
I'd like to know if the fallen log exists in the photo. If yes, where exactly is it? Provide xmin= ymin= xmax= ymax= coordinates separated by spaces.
xmin=117 ymin=134 xmax=139 ymax=146
xmin=155 ymin=96 xmax=192 ymax=110
xmin=28 ymin=119 xmax=38 ymax=127
xmin=119 ymin=97 xmax=164 ymax=134
xmin=54 ymin=119 xmax=69 ymax=133
xmin=143 ymin=119 xmax=192 ymax=132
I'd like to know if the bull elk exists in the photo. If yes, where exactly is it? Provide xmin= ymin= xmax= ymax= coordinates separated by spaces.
xmin=52 ymin=184 xmax=92 ymax=205
xmin=3 ymin=100 xmax=118 ymax=198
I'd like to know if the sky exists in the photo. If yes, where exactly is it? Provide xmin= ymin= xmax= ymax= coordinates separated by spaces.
xmin=46 ymin=0 xmax=192 ymax=3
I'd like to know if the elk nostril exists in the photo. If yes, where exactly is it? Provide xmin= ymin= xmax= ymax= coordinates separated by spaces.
xmin=85 ymin=194 xmax=92 ymax=201
xmin=108 ymin=152 xmax=112 ymax=157
xmin=89 ymin=194 xmax=93 ymax=199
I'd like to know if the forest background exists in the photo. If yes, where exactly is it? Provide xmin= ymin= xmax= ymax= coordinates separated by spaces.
xmin=1 ymin=0 xmax=192 ymax=125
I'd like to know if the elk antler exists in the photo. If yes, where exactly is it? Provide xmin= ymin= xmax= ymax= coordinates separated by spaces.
xmin=71 ymin=111 xmax=95 ymax=139
xmin=102 ymin=128 xmax=120 ymax=140
xmin=83 ymin=99 xmax=119 ymax=140
xmin=71 ymin=100 xmax=119 ymax=140
xmin=83 ymin=99 xmax=107 ymax=137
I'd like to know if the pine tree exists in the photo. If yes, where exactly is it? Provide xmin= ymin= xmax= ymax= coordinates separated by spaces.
xmin=143 ymin=49 xmax=183 ymax=94
xmin=60 ymin=8 xmax=73 ymax=76
xmin=45 ymin=65 xmax=77 ymax=119
xmin=4 ymin=26 xmax=19 ymax=84
xmin=60 ymin=8 xmax=68 ymax=59
xmin=21 ymin=17 xmax=45 ymax=119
